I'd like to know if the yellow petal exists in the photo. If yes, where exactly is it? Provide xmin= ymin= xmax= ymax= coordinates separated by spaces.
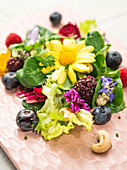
xmin=74 ymin=40 xmax=85 ymax=53
xmin=77 ymin=46 xmax=94 ymax=56
xmin=77 ymin=53 xmax=95 ymax=60
xmin=54 ymin=59 xmax=62 ymax=69
xmin=76 ymin=57 xmax=96 ymax=64
xmin=72 ymin=63 xmax=90 ymax=73
xmin=46 ymin=40 xmax=62 ymax=53
xmin=68 ymin=65 xmax=77 ymax=84
xmin=63 ymin=39 xmax=76 ymax=51
xmin=57 ymin=67 xmax=67 ymax=85
xmin=52 ymin=66 xmax=63 ymax=81
xmin=42 ymin=65 xmax=55 ymax=74
xmin=0 ymin=48 xmax=11 ymax=76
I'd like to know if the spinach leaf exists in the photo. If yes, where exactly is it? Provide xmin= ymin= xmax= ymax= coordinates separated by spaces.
xmin=90 ymin=54 xmax=106 ymax=79
xmin=85 ymin=31 xmax=105 ymax=54
xmin=92 ymin=70 xmax=125 ymax=113
xmin=9 ymin=43 xmax=25 ymax=52
xmin=37 ymin=25 xmax=55 ymax=40
xmin=105 ymin=69 xmax=120 ymax=79
xmin=59 ymin=77 xmax=74 ymax=91
xmin=48 ymin=35 xmax=66 ymax=41
xmin=16 ymin=68 xmax=33 ymax=88
xmin=23 ymin=56 xmax=46 ymax=86
xmin=106 ymin=100 xmax=125 ymax=113
xmin=22 ymin=100 xmax=44 ymax=111
xmin=92 ymin=79 xmax=102 ymax=108
xmin=96 ymin=44 xmax=111 ymax=58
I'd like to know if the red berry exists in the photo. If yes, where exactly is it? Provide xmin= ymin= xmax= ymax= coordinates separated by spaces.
xmin=120 ymin=67 xmax=127 ymax=88
xmin=5 ymin=33 xmax=22 ymax=47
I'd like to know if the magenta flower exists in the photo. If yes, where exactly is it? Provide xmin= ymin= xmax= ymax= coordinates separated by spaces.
xmin=63 ymin=88 xmax=90 ymax=113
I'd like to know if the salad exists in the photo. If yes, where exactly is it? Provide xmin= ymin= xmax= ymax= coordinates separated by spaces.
xmin=0 ymin=13 xmax=126 ymax=146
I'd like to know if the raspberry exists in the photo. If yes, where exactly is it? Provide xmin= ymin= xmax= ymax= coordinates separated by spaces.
xmin=7 ymin=57 xmax=24 ymax=71
xmin=119 ymin=67 xmax=127 ymax=88
xmin=5 ymin=33 xmax=22 ymax=47
xmin=74 ymin=76 xmax=97 ymax=104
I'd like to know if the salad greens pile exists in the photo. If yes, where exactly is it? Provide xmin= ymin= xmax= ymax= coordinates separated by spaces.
xmin=8 ymin=20 xmax=125 ymax=140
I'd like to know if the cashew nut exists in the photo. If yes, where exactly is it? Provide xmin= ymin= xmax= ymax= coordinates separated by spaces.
xmin=59 ymin=108 xmax=72 ymax=121
xmin=91 ymin=130 xmax=111 ymax=153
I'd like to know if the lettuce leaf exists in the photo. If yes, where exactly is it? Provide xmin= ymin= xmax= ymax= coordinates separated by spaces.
xmin=35 ymin=77 xmax=93 ymax=140
xmin=71 ymin=109 xmax=94 ymax=131
xmin=79 ymin=20 xmax=97 ymax=37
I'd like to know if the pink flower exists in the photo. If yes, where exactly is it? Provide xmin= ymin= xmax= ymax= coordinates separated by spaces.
xmin=63 ymin=88 xmax=90 ymax=113
xmin=59 ymin=22 xmax=81 ymax=39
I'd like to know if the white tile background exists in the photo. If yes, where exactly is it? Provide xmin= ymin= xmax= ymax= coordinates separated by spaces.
xmin=0 ymin=0 xmax=127 ymax=169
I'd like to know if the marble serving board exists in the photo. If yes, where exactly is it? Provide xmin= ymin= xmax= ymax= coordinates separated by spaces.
xmin=0 ymin=6 xmax=127 ymax=170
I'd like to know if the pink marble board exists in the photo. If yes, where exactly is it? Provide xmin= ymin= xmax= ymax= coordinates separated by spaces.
xmin=0 ymin=6 xmax=127 ymax=170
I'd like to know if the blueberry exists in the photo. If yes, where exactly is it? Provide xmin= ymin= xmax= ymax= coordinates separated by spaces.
xmin=2 ymin=72 xmax=20 ymax=90
xmin=106 ymin=51 xmax=122 ymax=70
xmin=50 ymin=12 xmax=62 ymax=26
xmin=93 ymin=105 xmax=112 ymax=125
xmin=16 ymin=109 xmax=39 ymax=131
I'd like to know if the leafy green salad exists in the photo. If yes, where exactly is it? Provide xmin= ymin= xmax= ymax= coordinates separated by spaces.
xmin=1 ymin=19 xmax=125 ymax=140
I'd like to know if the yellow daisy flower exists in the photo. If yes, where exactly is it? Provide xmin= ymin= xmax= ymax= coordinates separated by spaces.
xmin=0 ymin=48 xmax=11 ymax=76
xmin=44 ymin=39 xmax=96 ymax=85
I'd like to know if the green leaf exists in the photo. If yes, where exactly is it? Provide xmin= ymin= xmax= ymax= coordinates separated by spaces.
xmin=16 ymin=68 xmax=33 ymax=88
xmin=90 ymin=54 xmax=106 ymax=79
xmin=48 ymin=34 xmax=66 ymax=41
xmin=92 ymin=79 xmax=101 ymax=108
xmin=35 ymin=77 xmax=93 ymax=140
xmin=42 ymin=55 xmax=55 ymax=68
xmin=22 ymin=100 xmax=44 ymax=111
xmin=72 ymin=109 xmax=94 ymax=131
xmin=58 ymin=76 xmax=74 ymax=91
xmin=77 ymin=72 xmax=86 ymax=79
xmin=106 ymin=100 xmax=125 ymax=113
xmin=23 ymin=56 xmax=46 ymax=86
xmin=105 ymin=69 xmax=120 ymax=79
xmin=92 ymin=70 xmax=125 ymax=113
xmin=37 ymin=25 xmax=55 ymax=40
xmin=85 ymin=31 xmax=105 ymax=54
xmin=80 ymin=19 xmax=97 ymax=37
xmin=96 ymin=44 xmax=111 ymax=58
xmin=9 ymin=43 xmax=25 ymax=52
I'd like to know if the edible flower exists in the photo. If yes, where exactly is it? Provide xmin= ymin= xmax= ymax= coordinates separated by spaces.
xmin=0 ymin=48 xmax=11 ymax=76
xmin=45 ymin=39 xmax=95 ymax=85
xmin=63 ymin=88 xmax=90 ymax=113
xmin=59 ymin=22 xmax=81 ymax=39
xmin=27 ymin=26 xmax=40 ymax=46
xmin=98 ymin=76 xmax=118 ymax=102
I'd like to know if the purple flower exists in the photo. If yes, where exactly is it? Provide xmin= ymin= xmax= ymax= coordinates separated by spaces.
xmin=27 ymin=26 xmax=40 ymax=46
xmin=63 ymin=88 xmax=90 ymax=113
xmin=98 ymin=76 xmax=118 ymax=102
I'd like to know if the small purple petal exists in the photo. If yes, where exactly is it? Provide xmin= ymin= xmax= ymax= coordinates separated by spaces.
xmin=101 ymin=76 xmax=105 ymax=82
xmin=26 ymin=39 xmax=35 ymax=46
xmin=106 ymin=78 xmax=113 ymax=83
xmin=109 ymin=93 xmax=114 ymax=102
xmin=98 ymin=87 xmax=108 ymax=93
xmin=27 ymin=26 xmax=40 ymax=46
xmin=111 ymin=80 xmax=119 ymax=87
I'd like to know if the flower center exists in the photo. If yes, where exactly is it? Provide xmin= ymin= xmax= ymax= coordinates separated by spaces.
xmin=60 ymin=52 xmax=76 ymax=65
